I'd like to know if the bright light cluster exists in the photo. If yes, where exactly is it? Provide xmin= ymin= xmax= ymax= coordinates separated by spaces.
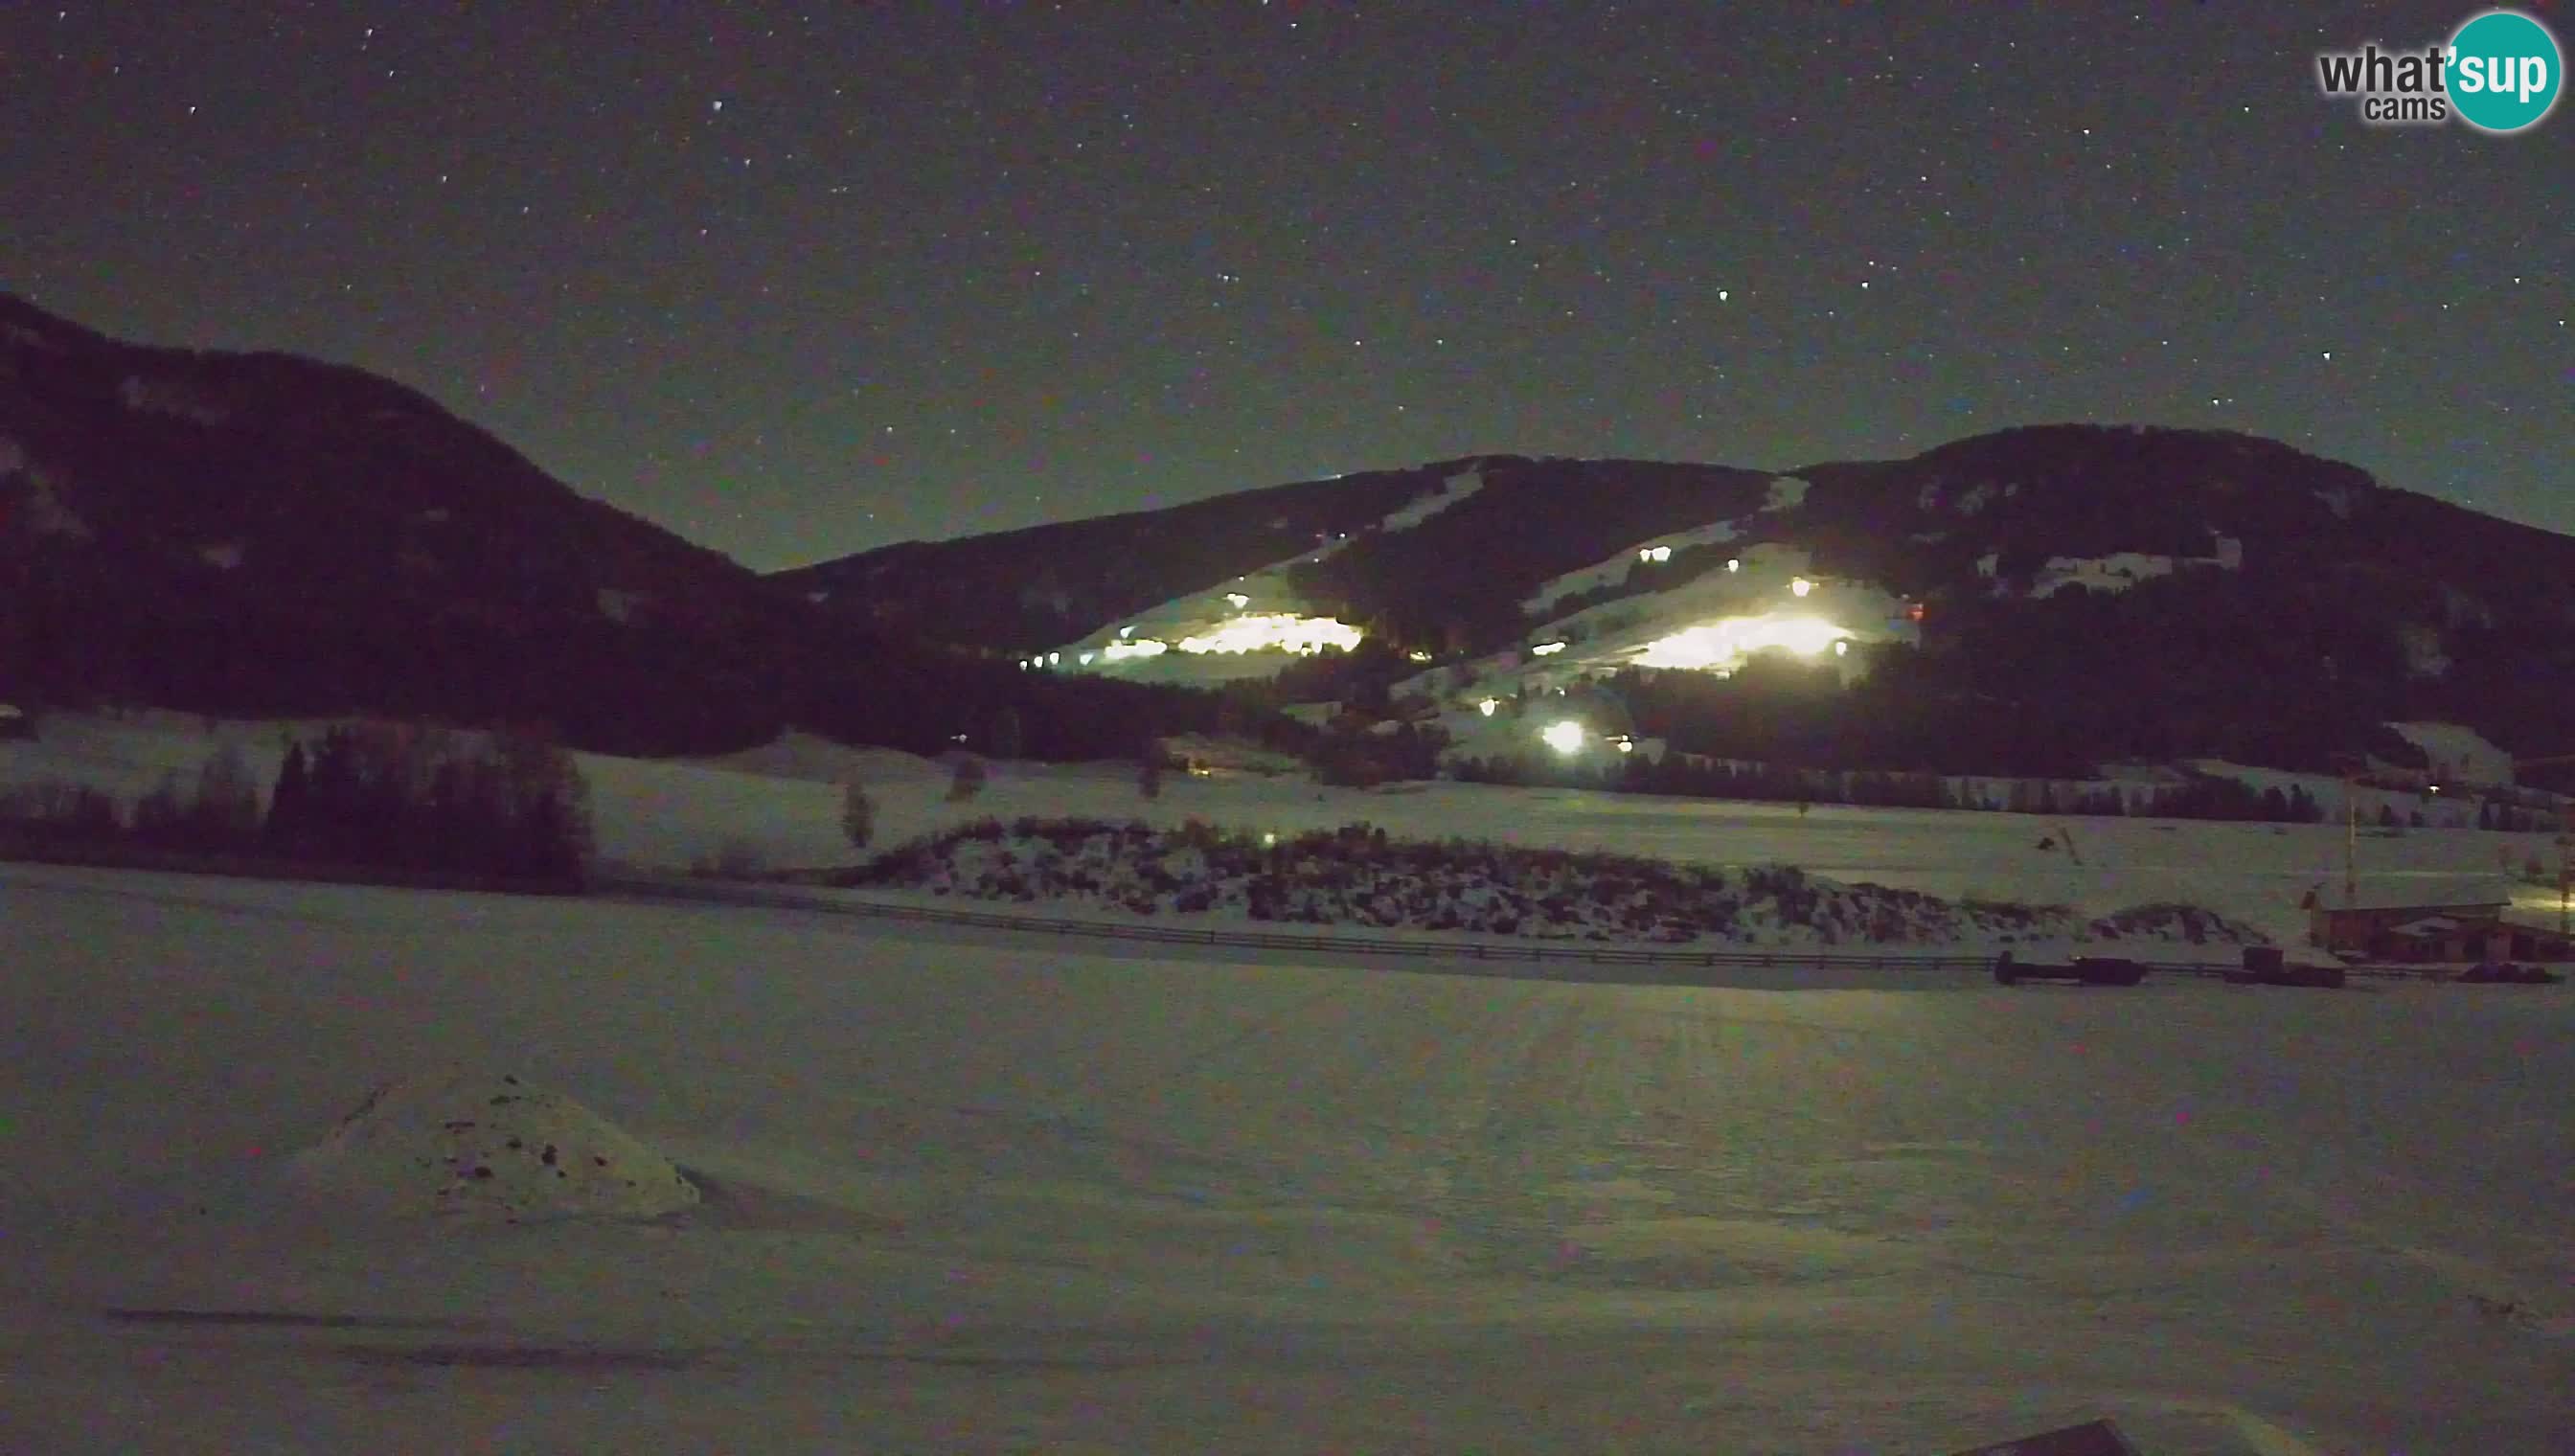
xmin=1629 ymin=612 xmax=1854 ymax=671
xmin=1637 ymin=545 xmax=1673 ymax=563
xmin=1173 ymin=612 xmax=1363 ymax=656
xmin=1075 ymin=613 xmax=1362 ymax=664
xmin=1541 ymin=720 xmax=1586 ymax=754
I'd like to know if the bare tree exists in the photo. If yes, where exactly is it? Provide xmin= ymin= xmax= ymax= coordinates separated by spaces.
xmin=841 ymin=780 xmax=876 ymax=851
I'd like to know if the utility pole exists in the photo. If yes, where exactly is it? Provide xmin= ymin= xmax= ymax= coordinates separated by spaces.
xmin=2334 ymin=760 xmax=2361 ymax=907
xmin=2558 ymin=823 xmax=2571 ymax=939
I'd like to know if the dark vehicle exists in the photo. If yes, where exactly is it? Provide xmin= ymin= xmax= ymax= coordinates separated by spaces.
xmin=2224 ymin=944 xmax=2346 ymax=989
xmin=2455 ymin=960 xmax=2563 ymax=985
xmin=1993 ymin=951 xmax=2147 ymax=987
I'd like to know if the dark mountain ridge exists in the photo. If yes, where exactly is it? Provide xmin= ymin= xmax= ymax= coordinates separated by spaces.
xmin=7 ymin=292 xmax=2568 ymax=778
xmin=0 ymin=294 xmax=1216 ymax=759
xmin=788 ymin=422 xmax=2575 ymax=778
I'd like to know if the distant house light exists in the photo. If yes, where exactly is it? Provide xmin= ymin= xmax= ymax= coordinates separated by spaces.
xmin=1726 ymin=557 xmax=1741 ymax=572
xmin=1118 ymin=625 xmax=1135 ymax=638
xmin=1790 ymin=577 xmax=1814 ymax=597
xmin=1833 ymin=640 xmax=1850 ymax=656
xmin=1048 ymin=651 xmax=1061 ymax=665
xmin=1616 ymin=739 xmax=1635 ymax=753
xmin=1079 ymin=650 xmax=1096 ymax=665
xmin=1407 ymin=649 xmax=1432 ymax=662
xmin=1224 ymin=592 xmax=1250 ymax=609
xmin=1476 ymin=696 xmax=1499 ymax=717
xmin=1530 ymin=641 xmax=1567 ymax=656
xmin=1638 ymin=545 xmax=1671 ymax=563
xmin=1541 ymin=720 xmax=1585 ymax=754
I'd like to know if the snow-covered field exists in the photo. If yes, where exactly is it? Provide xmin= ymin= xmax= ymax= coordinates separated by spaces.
xmin=4 ymin=859 xmax=2568 ymax=1452
xmin=9 ymin=713 xmax=2572 ymax=947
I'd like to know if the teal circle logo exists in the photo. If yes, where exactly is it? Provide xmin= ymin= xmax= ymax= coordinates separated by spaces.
xmin=2448 ymin=9 xmax=2562 ymax=132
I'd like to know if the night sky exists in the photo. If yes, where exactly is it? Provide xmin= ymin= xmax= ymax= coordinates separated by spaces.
xmin=4 ymin=3 xmax=2566 ymax=571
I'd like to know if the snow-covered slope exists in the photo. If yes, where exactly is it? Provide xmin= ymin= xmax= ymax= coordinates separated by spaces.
xmin=2386 ymin=721 xmax=2517 ymax=786
xmin=1041 ymin=466 xmax=1493 ymax=686
xmin=1401 ymin=540 xmax=1920 ymax=720
xmin=1520 ymin=517 xmax=1745 ymax=618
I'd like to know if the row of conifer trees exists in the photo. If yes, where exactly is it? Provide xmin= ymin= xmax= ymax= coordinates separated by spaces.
xmin=2 ymin=721 xmax=594 ymax=886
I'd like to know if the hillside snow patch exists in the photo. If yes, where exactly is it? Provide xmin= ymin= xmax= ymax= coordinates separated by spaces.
xmin=2385 ymin=721 xmax=2514 ymax=785
xmin=1520 ymin=517 xmax=1743 ymax=618
xmin=285 ymin=1069 xmax=700 ymax=1223
xmin=1379 ymin=466 xmax=1482 ymax=533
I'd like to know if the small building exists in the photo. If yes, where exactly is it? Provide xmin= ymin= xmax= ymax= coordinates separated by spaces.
xmin=2372 ymin=913 xmax=2507 ymax=965
xmin=2494 ymin=920 xmax=2575 ymax=963
xmin=2305 ymin=878 xmax=2512 ymax=961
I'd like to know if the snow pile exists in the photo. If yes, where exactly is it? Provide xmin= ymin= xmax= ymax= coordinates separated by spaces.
xmin=285 ymin=1068 xmax=700 ymax=1222
xmin=688 ymin=731 xmax=946 ymax=786
xmin=852 ymin=818 xmax=2270 ymax=949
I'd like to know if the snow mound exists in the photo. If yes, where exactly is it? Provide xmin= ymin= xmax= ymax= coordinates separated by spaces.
xmin=285 ymin=1069 xmax=699 ymax=1222
xmin=692 ymin=731 xmax=945 ymax=785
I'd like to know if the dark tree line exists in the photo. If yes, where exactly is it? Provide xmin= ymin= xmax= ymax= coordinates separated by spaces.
xmin=0 ymin=720 xmax=594 ymax=886
xmin=264 ymin=723 xmax=593 ymax=883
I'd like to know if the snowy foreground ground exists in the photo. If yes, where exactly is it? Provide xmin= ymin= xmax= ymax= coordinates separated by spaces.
xmin=5 ymin=861 xmax=2571 ymax=1453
